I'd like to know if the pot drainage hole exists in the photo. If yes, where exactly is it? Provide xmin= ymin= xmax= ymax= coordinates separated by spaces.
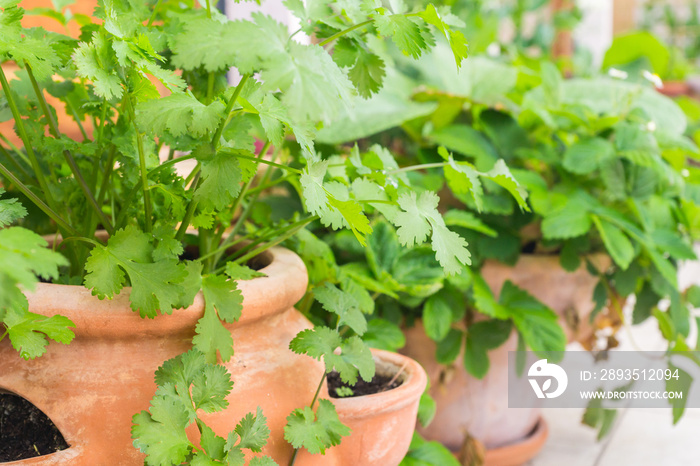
xmin=0 ymin=393 xmax=69 ymax=462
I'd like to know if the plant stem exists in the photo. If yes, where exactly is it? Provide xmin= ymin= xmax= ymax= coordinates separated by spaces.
xmin=288 ymin=372 xmax=328 ymax=466
xmin=386 ymin=162 xmax=449 ymax=174
xmin=0 ymin=66 xmax=61 ymax=215
xmin=0 ymin=133 xmax=30 ymax=166
xmin=318 ymin=20 xmax=373 ymax=47
xmin=212 ymin=74 xmax=250 ymax=147
xmin=64 ymin=99 xmax=89 ymax=141
xmin=0 ymin=161 xmax=79 ymax=236
xmin=0 ymin=143 xmax=33 ymax=180
xmin=210 ymin=141 xmax=272 ymax=263
xmin=147 ymin=0 xmax=163 ymax=26
xmin=25 ymin=63 xmax=59 ymax=136
xmin=125 ymin=95 xmax=153 ymax=233
xmin=175 ymin=171 xmax=201 ymax=241
xmin=176 ymin=75 xmax=251 ymax=241
xmin=225 ymin=216 xmax=317 ymax=269
xmin=26 ymin=63 xmax=114 ymax=235
xmin=220 ymin=149 xmax=301 ymax=174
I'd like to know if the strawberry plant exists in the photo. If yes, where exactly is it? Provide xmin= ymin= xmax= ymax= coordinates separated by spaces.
xmin=314 ymin=43 xmax=700 ymax=430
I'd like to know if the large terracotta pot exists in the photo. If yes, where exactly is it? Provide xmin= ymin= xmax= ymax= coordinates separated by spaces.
xmin=1 ymin=244 xmax=426 ymax=465
xmin=400 ymin=254 xmax=610 ymax=462
xmin=481 ymin=253 xmax=611 ymax=344
xmin=402 ymin=324 xmax=543 ymax=457
xmin=0 ymin=246 xmax=321 ymax=465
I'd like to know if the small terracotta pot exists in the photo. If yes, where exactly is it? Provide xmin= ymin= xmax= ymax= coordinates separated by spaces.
xmin=482 ymin=417 xmax=548 ymax=466
xmin=481 ymin=253 xmax=611 ymax=344
xmin=1 ymin=246 xmax=325 ymax=465
xmin=299 ymin=349 xmax=428 ymax=466
xmin=657 ymin=80 xmax=692 ymax=98
xmin=401 ymin=324 xmax=541 ymax=454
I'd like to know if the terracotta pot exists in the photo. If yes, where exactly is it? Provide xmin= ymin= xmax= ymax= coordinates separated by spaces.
xmin=20 ymin=0 xmax=97 ymax=37
xmin=657 ymin=80 xmax=692 ymax=98
xmin=481 ymin=253 xmax=611 ymax=344
xmin=1 ymin=246 xmax=326 ymax=464
xmin=482 ymin=417 xmax=548 ymax=466
xmin=401 ymin=324 xmax=542 ymax=455
xmin=298 ymin=349 xmax=428 ymax=466
xmin=1 ymin=243 xmax=426 ymax=465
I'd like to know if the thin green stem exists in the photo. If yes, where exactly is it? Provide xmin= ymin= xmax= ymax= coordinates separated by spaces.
xmin=0 ymin=66 xmax=61 ymax=214
xmin=386 ymin=162 xmax=449 ymax=174
xmin=205 ymin=0 xmax=212 ymax=18
xmin=318 ymin=20 xmax=373 ymax=47
xmin=26 ymin=63 xmax=113 ymax=234
xmin=176 ymin=75 xmax=251 ymax=241
xmin=212 ymin=74 xmax=250 ymax=147
xmin=0 ymin=133 xmax=30 ymax=166
xmin=65 ymin=99 xmax=89 ymax=141
xmin=212 ymin=142 xmax=276 ymax=265
xmin=220 ymin=149 xmax=300 ymax=174
xmin=289 ymin=372 xmax=328 ymax=466
xmin=147 ymin=0 xmax=164 ymax=26
xmin=0 ymin=143 xmax=33 ymax=180
xmin=244 ymin=173 xmax=294 ymax=196
xmin=175 ymin=171 xmax=201 ymax=241
xmin=219 ymin=216 xmax=317 ymax=272
xmin=0 ymin=161 xmax=79 ymax=236
xmin=125 ymin=95 xmax=153 ymax=233
xmin=0 ymin=329 xmax=8 ymax=343
xmin=25 ymin=63 xmax=59 ymax=137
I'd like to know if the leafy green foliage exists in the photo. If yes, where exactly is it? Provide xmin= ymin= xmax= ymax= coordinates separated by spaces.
xmin=284 ymin=399 xmax=350 ymax=455
xmin=0 ymin=227 xmax=73 ymax=359
xmin=132 ymin=350 xmax=277 ymax=466
xmin=84 ymin=226 xmax=187 ymax=318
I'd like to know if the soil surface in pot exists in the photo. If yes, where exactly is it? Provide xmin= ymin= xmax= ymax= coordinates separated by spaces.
xmin=0 ymin=393 xmax=69 ymax=462
xmin=327 ymin=371 xmax=403 ymax=398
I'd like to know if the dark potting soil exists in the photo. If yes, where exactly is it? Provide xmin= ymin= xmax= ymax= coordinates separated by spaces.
xmin=327 ymin=371 xmax=403 ymax=398
xmin=0 ymin=393 xmax=69 ymax=462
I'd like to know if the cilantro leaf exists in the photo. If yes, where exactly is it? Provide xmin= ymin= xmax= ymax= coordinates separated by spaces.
xmin=72 ymin=32 xmax=123 ymax=100
xmin=314 ymin=283 xmax=367 ymax=335
xmin=191 ymin=363 xmax=233 ymax=413
xmin=284 ymin=399 xmax=351 ymax=454
xmin=289 ymin=328 xmax=375 ymax=384
xmin=84 ymin=226 xmax=187 ymax=318
xmin=194 ymin=150 xmax=245 ymax=211
xmin=393 ymin=191 xmax=471 ymax=274
xmin=192 ymin=299 xmax=234 ymax=363
xmin=0 ymin=189 xmax=27 ymax=227
xmin=374 ymin=14 xmax=432 ymax=59
xmin=225 ymin=263 xmax=266 ymax=280
xmin=419 ymin=4 xmax=468 ymax=68
xmin=136 ymin=92 xmax=225 ymax=138
xmin=235 ymin=406 xmax=271 ymax=452
xmin=131 ymin=387 xmax=192 ymax=466
xmin=0 ymin=227 xmax=68 ymax=307
xmin=3 ymin=306 xmax=75 ymax=360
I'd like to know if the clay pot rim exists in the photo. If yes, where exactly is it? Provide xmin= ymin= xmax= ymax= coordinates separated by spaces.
xmin=333 ymin=348 xmax=427 ymax=420
xmin=25 ymin=245 xmax=308 ymax=337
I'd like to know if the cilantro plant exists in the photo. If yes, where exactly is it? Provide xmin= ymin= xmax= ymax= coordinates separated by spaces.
xmin=285 ymin=282 xmax=375 ymax=463
xmin=132 ymin=349 xmax=277 ymax=466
